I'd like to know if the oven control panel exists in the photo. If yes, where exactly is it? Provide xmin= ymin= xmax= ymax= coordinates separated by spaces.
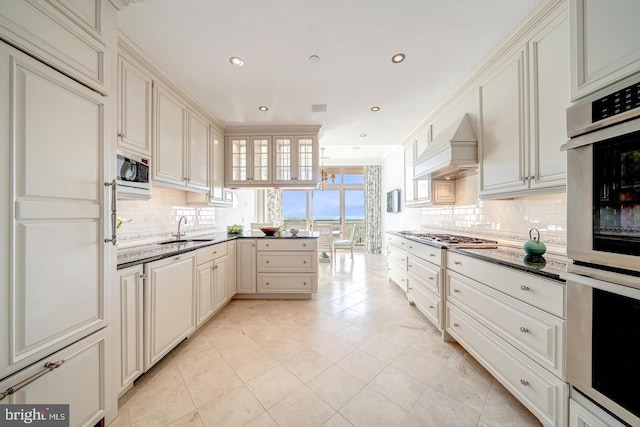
xmin=592 ymin=81 xmax=640 ymax=122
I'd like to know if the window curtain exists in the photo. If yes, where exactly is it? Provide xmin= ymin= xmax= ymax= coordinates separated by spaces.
xmin=265 ymin=189 xmax=283 ymax=226
xmin=364 ymin=165 xmax=382 ymax=254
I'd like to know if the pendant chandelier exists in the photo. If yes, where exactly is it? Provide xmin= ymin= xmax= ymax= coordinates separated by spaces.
xmin=317 ymin=147 xmax=335 ymax=191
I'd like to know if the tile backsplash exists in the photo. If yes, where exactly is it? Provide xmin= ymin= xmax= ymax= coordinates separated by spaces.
xmin=116 ymin=186 xmax=216 ymax=247
xmin=421 ymin=175 xmax=567 ymax=254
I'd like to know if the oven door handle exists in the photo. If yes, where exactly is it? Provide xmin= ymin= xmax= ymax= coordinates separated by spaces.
xmin=564 ymin=271 xmax=640 ymax=299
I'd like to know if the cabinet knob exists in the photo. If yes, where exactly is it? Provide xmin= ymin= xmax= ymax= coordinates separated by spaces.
xmin=117 ymin=132 xmax=125 ymax=138
xmin=266 ymin=282 xmax=269 ymax=286
xmin=521 ymin=176 xmax=527 ymax=182
xmin=429 ymin=305 xmax=434 ymax=309
xmin=453 ymin=323 xmax=459 ymax=327
xmin=520 ymin=379 xmax=529 ymax=386
xmin=303 ymin=282 xmax=307 ymax=286
xmin=139 ymin=274 xmax=147 ymax=280
xmin=454 ymin=261 xmax=461 ymax=265
xmin=520 ymin=285 xmax=530 ymax=291
xmin=519 ymin=327 xmax=529 ymax=333
xmin=266 ymin=244 xmax=269 ymax=247
xmin=265 ymin=260 xmax=269 ymax=264
xmin=408 ymin=287 xmax=412 ymax=290
xmin=303 ymin=260 xmax=307 ymax=264
xmin=408 ymin=264 xmax=413 ymax=267
xmin=213 ymin=251 xmax=217 ymax=254
xmin=453 ymin=289 xmax=460 ymax=293
xmin=529 ymin=175 xmax=535 ymax=180
xmin=303 ymin=243 xmax=306 ymax=247
xmin=429 ymin=277 xmax=434 ymax=280
xmin=409 ymin=246 xmax=413 ymax=249
xmin=430 ymin=254 xmax=436 ymax=257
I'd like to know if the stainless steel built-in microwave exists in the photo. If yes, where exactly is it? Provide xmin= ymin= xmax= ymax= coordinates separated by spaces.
xmin=116 ymin=151 xmax=151 ymax=199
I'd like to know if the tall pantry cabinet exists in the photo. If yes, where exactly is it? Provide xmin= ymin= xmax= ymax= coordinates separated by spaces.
xmin=0 ymin=1 xmax=120 ymax=426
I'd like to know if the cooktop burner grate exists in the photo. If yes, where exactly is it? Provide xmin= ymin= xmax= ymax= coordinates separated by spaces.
xmin=400 ymin=231 xmax=498 ymax=248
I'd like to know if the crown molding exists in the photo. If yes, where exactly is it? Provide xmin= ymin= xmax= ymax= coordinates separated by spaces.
xmin=224 ymin=125 xmax=322 ymax=136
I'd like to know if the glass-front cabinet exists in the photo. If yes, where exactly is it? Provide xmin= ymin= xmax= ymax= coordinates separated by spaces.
xmin=225 ymin=126 xmax=320 ymax=188
xmin=273 ymin=136 xmax=317 ymax=186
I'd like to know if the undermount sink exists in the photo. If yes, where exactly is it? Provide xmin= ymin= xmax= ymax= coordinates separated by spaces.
xmin=157 ymin=239 xmax=214 ymax=245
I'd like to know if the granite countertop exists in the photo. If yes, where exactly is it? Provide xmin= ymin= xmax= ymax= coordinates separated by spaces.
xmin=447 ymin=246 xmax=568 ymax=281
xmin=117 ymin=231 xmax=318 ymax=270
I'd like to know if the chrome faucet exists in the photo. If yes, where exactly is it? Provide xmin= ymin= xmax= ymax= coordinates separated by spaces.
xmin=174 ymin=216 xmax=187 ymax=239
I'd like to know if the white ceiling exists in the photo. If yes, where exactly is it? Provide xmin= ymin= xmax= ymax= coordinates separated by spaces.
xmin=118 ymin=0 xmax=540 ymax=165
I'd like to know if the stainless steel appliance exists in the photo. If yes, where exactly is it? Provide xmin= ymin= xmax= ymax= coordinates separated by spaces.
xmin=563 ymin=78 xmax=640 ymax=426
xmin=399 ymin=231 xmax=498 ymax=248
xmin=116 ymin=151 xmax=151 ymax=199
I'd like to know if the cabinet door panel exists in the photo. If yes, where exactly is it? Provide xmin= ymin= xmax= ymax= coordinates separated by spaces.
xmin=274 ymin=136 xmax=293 ymax=183
xmin=154 ymin=85 xmax=186 ymax=186
xmin=214 ymin=257 xmax=228 ymax=309
xmin=227 ymin=241 xmax=237 ymax=298
xmin=479 ymin=49 xmax=528 ymax=195
xmin=228 ymin=137 xmax=248 ymax=184
xmin=119 ymin=266 xmax=143 ymax=393
xmin=1 ymin=43 xmax=106 ymax=378
xmin=187 ymin=111 xmax=209 ymax=191
xmin=530 ymin=15 xmax=568 ymax=191
xmin=210 ymin=127 xmax=224 ymax=202
xmin=236 ymin=240 xmax=256 ymax=293
xmin=118 ymin=57 xmax=152 ymax=156
xmin=252 ymin=137 xmax=271 ymax=183
xmin=196 ymin=262 xmax=214 ymax=327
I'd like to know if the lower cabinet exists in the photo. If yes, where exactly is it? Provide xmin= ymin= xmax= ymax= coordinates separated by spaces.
xmin=144 ymin=253 xmax=196 ymax=371
xmin=237 ymin=239 xmax=257 ymax=293
xmin=569 ymin=397 xmax=627 ymax=427
xmin=0 ymin=329 xmax=108 ymax=427
xmin=386 ymin=235 xmax=408 ymax=291
xmin=227 ymin=240 xmax=237 ymax=299
xmin=116 ymin=265 xmax=144 ymax=396
xmin=407 ymin=254 xmax=442 ymax=330
xmin=256 ymin=239 xmax=318 ymax=294
xmin=195 ymin=242 xmax=229 ymax=327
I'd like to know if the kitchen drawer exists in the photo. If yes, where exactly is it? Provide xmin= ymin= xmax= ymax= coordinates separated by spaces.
xmin=258 ymin=273 xmax=317 ymax=293
xmin=257 ymin=251 xmax=316 ymax=272
xmin=387 ymin=234 xmax=408 ymax=249
xmin=256 ymin=239 xmax=316 ymax=252
xmin=407 ymin=255 xmax=440 ymax=295
xmin=446 ymin=304 xmax=568 ymax=427
xmin=408 ymin=279 xmax=440 ymax=329
xmin=388 ymin=259 xmax=407 ymax=292
xmin=387 ymin=245 xmax=407 ymax=267
xmin=447 ymin=251 xmax=565 ymax=318
xmin=196 ymin=242 xmax=227 ymax=265
xmin=447 ymin=271 xmax=564 ymax=379
xmin=406 ymin=241 xmax=443 ymax=266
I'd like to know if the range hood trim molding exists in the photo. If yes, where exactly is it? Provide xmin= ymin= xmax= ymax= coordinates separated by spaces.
xmin=413 ymin=114 xmax=478 ymax=180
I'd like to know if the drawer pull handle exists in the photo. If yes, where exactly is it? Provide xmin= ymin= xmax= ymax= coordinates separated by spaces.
xmin=453 ymin=323 xmax=459 ymax=327
xmin=519 ymin=327 xmax=529 ymax=333
xmin=520 ymin=285 xmax=530 ymax=291
xmin=429 ymin=277 xmax=434 ymax=280
xmin=428 ymin=305 xmax=434 ymax=309
xmin=520 ymin=379 xmax=529 ymax=386
xmin=0 ymin=360 xmax=65 ymax=401
xmin=430 ymin=254 xmax=436 ymax=257
xmin=303 ymin=261 xmax=307 ymax=264
xmin=453 ymin=261 xmax=461 ymax=265
xmin=266 ymin=282 xmax=269 ymax=286
xmin=408 ymin=286 xmax=412 ymax=290
xmin=453 ymin=289 xmax=460 ymax=293
xmin=213 ymin=251 xmax=217 ymax=254
xmin=408 ymin=264 xmax=413 ymax=267
xmin=409 ymin=246 xmax=413 ymax=249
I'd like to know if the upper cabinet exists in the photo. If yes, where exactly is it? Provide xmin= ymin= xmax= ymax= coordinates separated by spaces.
xmin=479 ymin=10 xmax=568 ymax=199
xmin=225 ymin=126 xmax=321 ymax=188
xmin=117 ymin=55 xmax=153 ymax=156
xmin=0 ymin=0 xmax=111 ymax=94
xmin=152 ymin=82 xmax=209 ymax=193
xmin=570 ymin=0 xmax=640 ymax=100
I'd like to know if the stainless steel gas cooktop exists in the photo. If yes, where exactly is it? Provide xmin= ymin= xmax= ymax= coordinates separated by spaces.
xmin=400 ymin=231 xmax=498 ymax=248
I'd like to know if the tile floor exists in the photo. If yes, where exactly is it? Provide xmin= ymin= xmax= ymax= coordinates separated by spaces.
xmin=111 ymin=253 xmax=542 ymax=427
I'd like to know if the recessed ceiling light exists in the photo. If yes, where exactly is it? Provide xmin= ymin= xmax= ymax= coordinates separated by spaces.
xmin=391 ymin=53 xmax=405 ymax=63
xmin=229 ymin=57 xmax=244 ymax=66
xmin=258 ymin=106 xmax=268 ymax=111
xmin=309 ymin=55 xmax=320 ymax=63
xmin=370 ymin=106 xmax=380 ymax=112
xmin=360 ymin=134 xmax=367 ymax=138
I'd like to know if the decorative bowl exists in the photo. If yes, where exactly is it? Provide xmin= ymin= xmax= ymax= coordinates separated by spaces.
xmin=289 ymin=229 xmax=299 ymax=236
xmin=259 ymin=226 xmax=280 ymax=236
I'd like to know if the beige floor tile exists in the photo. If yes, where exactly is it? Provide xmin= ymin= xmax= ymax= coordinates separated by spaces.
xmin=246 ymin=365 xmax=304 ymax=409
xmin=400 ymin=386 xmax=481 ymax=427
xmin=293 ymin=326 xmax=334 ymax=347
xmin=228 ymin=347 xmax=279 ymax=382
xmin=391 ymin=347 xmax=447 ymax=385
xmin=181 ymin=363 xmax=243 ymax=408
xmin=175 ymin=347 xmax=227 ymax=380
xmin=369 ymin=366 xmax=428 ymax=411
xmin=339 ymin=386 xmax=407 ymax=427
xmin=331 ymin=308 xmax=368 ymax=324
xmin=282 ymin=348 xmax=333 ymax=382
xmin=478 ymin=380 xmax=542 ymax=426
xmin=312 ymin=336 xmax=356 ymax=363
xmin=127 ymin=380 xmax=196 ymax=427
xmin=323 ymin=412 xmax=354 ymax=427
xmin=165 ymin=410 xmax=204 ymax=427
xmin=359 ymin=336 xmax=406 ymax=363
xmin=268 ymin=385 xmax=336 ymax=427
xmin=334 ymin=324 xmax=380 ymax=347
xmin=336 ymin=349 xmax=387 ymax=383
xmin=198 ymin=386 xmax=265 ymax=427
xmin=170 ymin=334 xmax=215 ymax=362
xmin=377 ymin=324 xmax=425 ymax=348
xmin=316 ymin=316 xmax=352 ymax=335
xmin=261 ymin=335 xmax=308 ymax=362
xmin=307 ymin=365 xmax=365 ymax=410
xmin=245 ymin=412 xmax=279 ymax=427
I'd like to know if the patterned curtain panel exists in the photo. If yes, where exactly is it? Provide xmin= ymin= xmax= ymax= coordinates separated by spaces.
xmin=266 ymin=189 xmax=283 ymax=226
xmin=364 ymin=165 xmax=382 ymax=254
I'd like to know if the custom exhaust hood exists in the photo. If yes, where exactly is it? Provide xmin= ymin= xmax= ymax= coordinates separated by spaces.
xmin=413 ymin=114 xmax=478 ymax=180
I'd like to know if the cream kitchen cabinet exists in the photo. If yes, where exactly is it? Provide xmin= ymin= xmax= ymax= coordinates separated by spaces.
xmin=406 ymin=242 xmax=445 ymax=331
xmin=153 ymin=83 xmax=209 ymax=192
xmin=272 ymin=135 xmax=318 ymax=186
xmin=479 ymin=10 xmax=568 ymax=199
xmin=569 ymin=396 xmax=627 ymax=427
xmin=226 ymin=136 xmax=272 ymax=187
xmin=117 ymin=55 xmax=152 ymax=156
xmin=0 ymin=329 xmax=109 ymax=427
xmin=236 ymin=239 xmax=257 ymax=293
xmin=226 ymin=240 xmax=237 ymax=299
xmin=195 ymin=242 xmax=229 ymax=327
xmin=0 ymin=40 xmax=109 ymax=380
xmin=387 ymin=234 xmax=408 ymax=292
xmin=570 ymin=0 xmax=640 ymax=100
xmin=116 ymin=265 xmax=144 ymax=396
xmin=144 ymin=253 xmax=196 ymax=370
xmin=256 ymin=239 xmax=318 ymax=294
xmin=446 ymin=251 xmax=568 ymax=426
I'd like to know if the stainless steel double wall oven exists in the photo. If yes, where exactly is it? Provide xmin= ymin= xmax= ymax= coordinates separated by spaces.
xmin=563 ymin=77 xmax=640 ymax=427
